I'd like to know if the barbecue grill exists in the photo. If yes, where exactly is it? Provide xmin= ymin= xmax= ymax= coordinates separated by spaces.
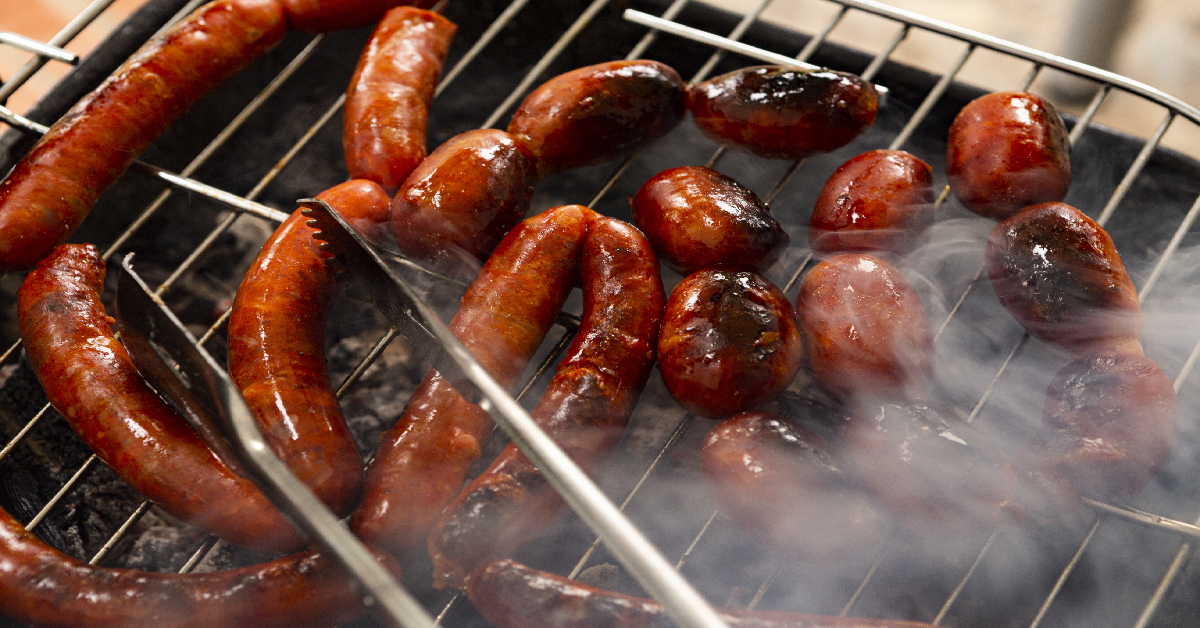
xmin=2 ymin=1 xmax=1200 ymax=627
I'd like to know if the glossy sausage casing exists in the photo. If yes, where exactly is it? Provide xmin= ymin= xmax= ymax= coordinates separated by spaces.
xmin=427 ymin=216 xmax=664 ymax=589
xmin=946 ymin=91 xmax=1071 ymax=220
xmin=343 ymin=7 xmax=456 ymax=192
xmin=508 ymin=60 xmax=687 ymax=179
xmin=0 ymin=0 xmax=286 ymax=272
xmin=280 ymin=0 xmax=438 ymax=33
xmin=353 ymin=205 xmax=594 ymax=554
xmin=689 ymin=65 xmax=878 ymax=160
xmin=228 ymin=180 xmax=392 ymax=518
xmin=18 ymin=244 xmax=301 ymax=552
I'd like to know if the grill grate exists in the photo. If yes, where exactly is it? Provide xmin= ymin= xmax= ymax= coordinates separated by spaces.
xmin=2 ymin=1 xmax=1200 ymax=627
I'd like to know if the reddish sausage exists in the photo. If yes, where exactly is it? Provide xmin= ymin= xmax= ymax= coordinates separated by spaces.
xmin=227 ymin=180 xmax=391 ymax=518
xmin=467 ymin=558 xmax=941 ymax=628
xmin=280 ymin=0 xmax=438 ymax=33
xmin=427 ymin=216 xmax=664 ymax=589
xmin=18 ymin=244 xmax=301 ymax=553
xmin=0 ymin=0 xmax=286 ymax=273
xmin=343 ymin=7 xmax=456 ymax=193
xmin=352 ymin=204 xmax=594 ymax=554
xmin=0 ymin=504 xmax=397 ymax=628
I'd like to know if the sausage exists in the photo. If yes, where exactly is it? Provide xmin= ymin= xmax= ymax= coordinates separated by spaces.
xmin=507 ymin=60 xmax=687 ymax=179
xmin=467 ymin=558 xmax=941 ymax=628
xmin=389 ymin=129 xmax=538 ymax=275
xmin=227 ymin=180 xmax=391 ymax=518
xmin=0 ymin=0 xmax=286 ymax=273
xmin=280 ymin=0 xmax=439 ymax=33
xmin=795 ymin=253 xmax=934 ymax=408
xmin=946 ymin=91 xmax=1071 ymax=220
xmin=688 ymin=66 xmax=878 ymax=160
xmin=17 ymin=244 xmax=302 ymax=553
xmin=427 ymin=216 xmax=664 ymax=589
xmin=985 ymin=202 xmax=1142 ymax=356
xmin=809 ymin=149 xmax=935 ymax=260
xmin=657 ymin=269 xmax=803 ymax=419
xmin=630 ymin=166 xmax=789 ymax=275
xmin=700 ymin=411 xmax=885 ymax=561
xmin=0 ymin=503 xmax=397 ymax=628
xmin=352 ymin=204 xmax=595 ymax=554
xmin=343 ymin=7 xmax=456 ymax=193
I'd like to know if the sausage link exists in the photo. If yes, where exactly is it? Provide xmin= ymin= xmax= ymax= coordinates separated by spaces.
xmin=467 ymin=558 xmax=940 ymax=628
xmin=344 ymin=7 xmax=456 ymax=193
xmin=352 ymin=204 xmax=595 ymax=554
xmin=17 ymin=244 xmax=301 ymax=552
xmin=227 ymin=180 xmax=391 ymax=518
xmin=280 ymin=0 xmax=439 ymax=33
xmin=427 ymin=216 xmax=664 ymax=589
xmin=0 ymin=0 xmax=286 ymax=273
xmin=0 ymin=504 xmax=396 ymax=628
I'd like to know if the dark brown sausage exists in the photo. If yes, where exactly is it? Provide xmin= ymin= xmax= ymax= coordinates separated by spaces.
xmin=0 ymin=0 xmax=286 ymax=273
xmin=17 ymin=244 xmax=302 ymax=553
xmin=280 ymin=0 xmax=439 ymax=33
xmin=389 ymin=128 xmax=538 ymax=275
xmin=809 ymin=149 xmax=935 ymax=260
xmin=427 ymin=216 xmax=664 ymax=589
xmin=795 ymin=253 xmax=934 ymax=408
xmin=657 ymin=269 xmax=803 ymax=419
xmin=946 ymin=91 xmax=1071 ymax=221
xmin=508 ymin=60 xmax=687 ymax=179
xmin=700 ymin=411 xmax=885 ymax=562
xmin=0 ymin=503 xmax=397 ymax=628
xmin=343 ymin=7 xmax=456 ymax=193
xmin=630 ymin=166 xmax=789 ymax=275
xmin=467 ymin=558 xmax=942 ymax=628
xmin=352 ymin=204 xmax=595 ymax=554
xmin=688 ymin=65 xmax=878 ymax=161
xmin=227 ymin=180 xmax=391 ymax=518
xmin=985 ymin=202 xmax=1142 ymax=356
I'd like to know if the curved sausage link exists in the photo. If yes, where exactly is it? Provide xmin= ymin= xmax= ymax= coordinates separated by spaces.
xmin=352 ymin=204 xmax=595 ymax=554
xmin=427 ymin=216 xmax=664 ymax=589
xmin=18 ymin=244 xmax=301 ymax=553
xmin=227 ymin=180 xmax=391 ymax=518
xmin=0 ymin=0 xmax=286 ymax=272
xmin=0 ymin=504 xmax=397 ymax=628
xmin=343 ymin=7 xmax=456 ymax=193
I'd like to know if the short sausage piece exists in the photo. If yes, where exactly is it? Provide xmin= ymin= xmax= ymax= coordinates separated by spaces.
xmin=809 ymin=149 xmax=935 ymax=260
xmin=946 ymin=91 xmax=1071 ymax=221
xmin=795 ymin=254 xmax=934 ymax=408
xmin=0 ymin=0 xmax=286 ymax=273
xmin=280 ymin=0 xmax=438 ymax=33
xmin=353 ymin=205 xmax=594 ymax=554
xmin=657 ymin=269 xmax=803 ymax=419
xmin=427 ymin=216 xmax=664 ymax=589
xmin=227 ymin=180 xmax=392 ymax=518
xmin=18 ymin=244 xmax=302 ymax=553
xmin=630 ymin=166 xmax=789 ymax=275
xmin=343 ymin=7 xmax=456 ymax=193
xmin=508 ymin=60 xmax=687 ymax=179
xmin=689 ymin=65 xmax=878 ymax=160
xmin=701 ymin=411 xmax=885 ymax=561
xmin=0 ymin=503 xmax=398 ymax=628
xmin=986 ymin=202 xmax=1142 ymax=356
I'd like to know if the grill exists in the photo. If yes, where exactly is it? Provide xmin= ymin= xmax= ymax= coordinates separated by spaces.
xmin=2 ymin=1 xmax=1200 ymax=627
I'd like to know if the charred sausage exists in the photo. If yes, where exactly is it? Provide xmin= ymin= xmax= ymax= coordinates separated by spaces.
xmin=227 ymin=180 xmax=391 ymax=518
xmin=343 ymin=7 xmax=456 ymax=193
xmin=630 ymin=166 xmax=789 ymax=275
xmin=809 ymin=149 xmax=935 ymax=260
xmin=352 ymin=204 xmax=594 ymax=554
xmin=0 ymin=503 xmax=396 ymax=628
xmin=18 ymin=244 xmax=302 ymax=553
xmin=688 ymin=66 xmax=878 ymax=160
xmin=0 ymin=0 xmax=286 ymax=273
xmin=427 ymin=216 xmax=664 ymax=589
xmin=280 ymin=0 xmax=438 ymax=33
xmin=946 ymin=91 xmax=1071 ymax=221
xmin=507 ymin=60 xmax=687 ymax=179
